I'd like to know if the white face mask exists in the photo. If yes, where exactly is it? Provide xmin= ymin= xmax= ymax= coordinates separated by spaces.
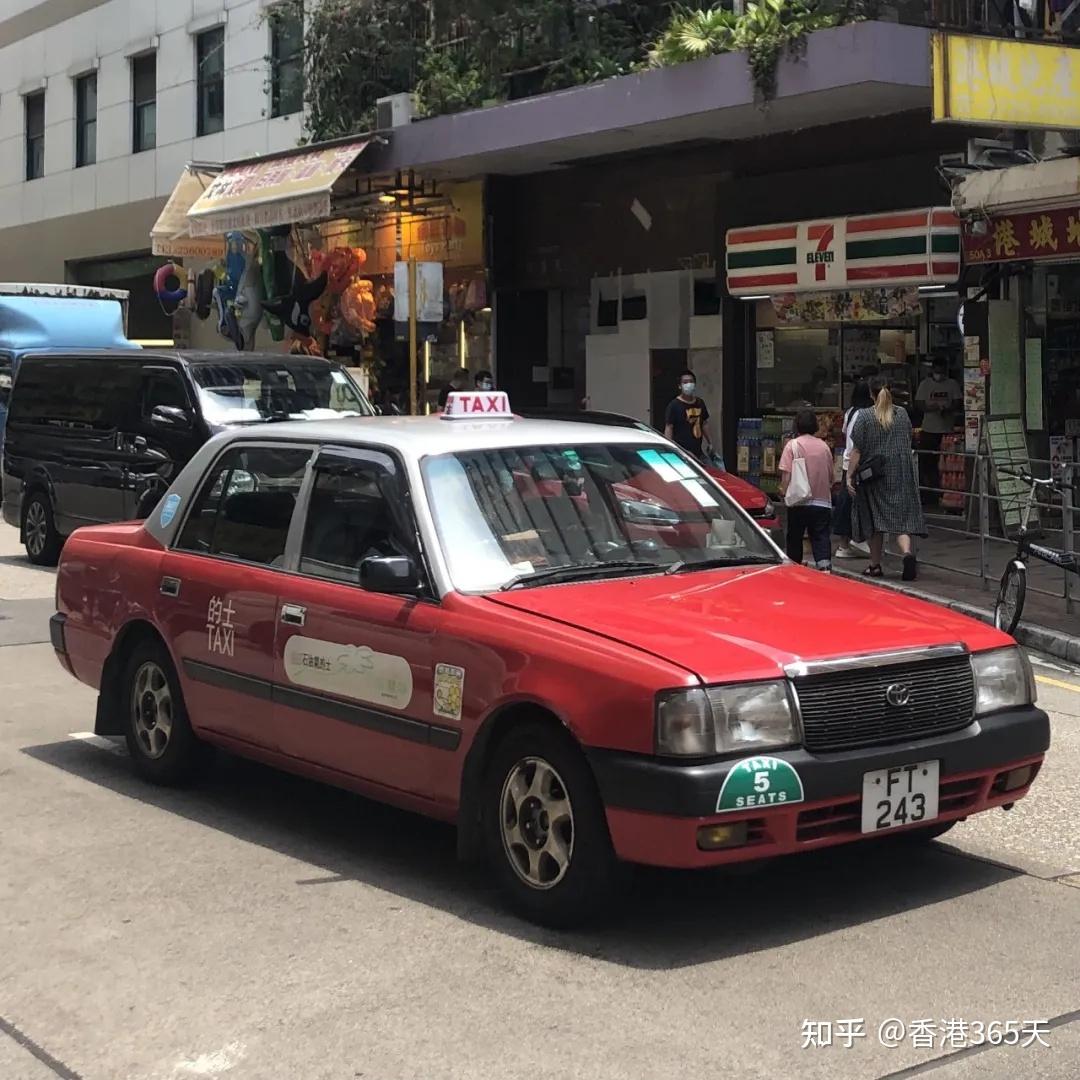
xmin=478 ymin=379 xmax=493 ymax=390
xmin=680 ymin=382 xmax=696 ymax=396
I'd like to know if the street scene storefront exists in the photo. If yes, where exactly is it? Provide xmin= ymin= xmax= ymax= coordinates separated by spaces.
xmin=725 ymin=208 xmax=963 ymax=496
xmin=151 ymin=140 xmax=491 ymax=413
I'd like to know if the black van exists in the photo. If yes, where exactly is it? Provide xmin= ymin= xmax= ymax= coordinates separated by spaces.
xmin=1 ymin=350 xmax=373 ymax=564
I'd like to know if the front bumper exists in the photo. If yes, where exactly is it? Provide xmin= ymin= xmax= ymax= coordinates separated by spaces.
xmin=586 ymin=707 xmax=1049 ymax=868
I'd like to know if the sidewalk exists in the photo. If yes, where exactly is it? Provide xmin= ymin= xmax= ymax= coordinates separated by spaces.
xmin=832 ymin=523 xmax=1080 ymax=662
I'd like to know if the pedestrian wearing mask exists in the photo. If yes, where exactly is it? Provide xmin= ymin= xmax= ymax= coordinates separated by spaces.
xmin=833 ymin=380 xmax=873 ymax=560
xmin=779 ymin=409 xmax=835 ymax=571
xmin=437 ymin=368 xmax=471 ymax=411
xmin=848 ymin=377 xmax=926 ymax=581
xmin=915 ymin=356 xmax=961 ymax=506
xmin=664 ymin=370 xmax=714 ymax=462
xmin=474 ymin=370 xmax=495 ymax=391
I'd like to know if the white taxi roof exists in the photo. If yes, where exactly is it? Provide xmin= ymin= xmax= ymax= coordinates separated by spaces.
xmin=218 ymin=414 xmax=671 ymax=457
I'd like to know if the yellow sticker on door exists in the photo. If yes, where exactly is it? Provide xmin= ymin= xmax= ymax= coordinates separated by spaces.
xmin=433 ymin=663 xmax=465 ymax=723
xmin=283 ymin=636 xmax=413 ymax=710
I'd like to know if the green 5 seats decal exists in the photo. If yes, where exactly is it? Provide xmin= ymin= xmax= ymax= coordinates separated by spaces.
xmin=716 ymin=756 xmax=805 ymax=813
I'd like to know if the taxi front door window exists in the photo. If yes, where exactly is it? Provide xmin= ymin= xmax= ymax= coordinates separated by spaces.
xmin=298 ymin=458 xmax=417 ymax=585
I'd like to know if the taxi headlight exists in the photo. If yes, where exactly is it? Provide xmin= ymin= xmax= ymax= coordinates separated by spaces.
xmin=972 ymin=646 xmax=1036 ymax=715
xmin=656 ymin=681 xmax=797 ymax=756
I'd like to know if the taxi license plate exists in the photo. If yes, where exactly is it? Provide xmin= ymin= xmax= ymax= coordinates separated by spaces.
xmin=861 ymin=760 xmax=939 ymax=833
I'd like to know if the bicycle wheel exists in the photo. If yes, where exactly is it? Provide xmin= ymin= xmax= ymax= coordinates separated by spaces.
xmin=994 ymin=560 xmax=1026 ymax=636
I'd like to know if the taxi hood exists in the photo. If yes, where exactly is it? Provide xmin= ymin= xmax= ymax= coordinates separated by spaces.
xmin=487 ymin=564 xmax=1008 ymax=683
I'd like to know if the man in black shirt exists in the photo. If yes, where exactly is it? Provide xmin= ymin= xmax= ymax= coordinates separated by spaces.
xmin=664 ymin=369 xmax=713 ymax=461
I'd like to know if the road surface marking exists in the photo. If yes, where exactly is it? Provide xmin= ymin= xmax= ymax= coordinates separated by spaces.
xmin=68 ymin=732 xmax=126 ymax=755
xmin=1035 ymin=675 xmax=1080 ymax=694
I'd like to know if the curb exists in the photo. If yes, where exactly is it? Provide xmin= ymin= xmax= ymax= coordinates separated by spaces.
xmin=834 ymin=567 xmax=1080 ymax=664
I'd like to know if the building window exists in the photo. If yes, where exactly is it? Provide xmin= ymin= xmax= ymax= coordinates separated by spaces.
xmin=132 ymin=53 xmax=156 ymax=153
xmin=75 ymin=73 xmax=97 ymax=167
xmin=25 ymin=91 xmax=45 ymax=180
xmin=196 ymin=26 xmax=225 ymax=136
xmin=269 ymin=5 xmax=304 ymax=118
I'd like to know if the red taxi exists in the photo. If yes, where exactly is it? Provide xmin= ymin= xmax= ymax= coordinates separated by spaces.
xmin=51 ymin=391 xmax=1048 ymax=926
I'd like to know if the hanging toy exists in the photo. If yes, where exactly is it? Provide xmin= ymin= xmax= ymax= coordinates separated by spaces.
xmin=262 ymin=259 xmax=329 ymax=336
xmin=340 ymin=279 xmax=376 ymax=334
xmin=258 ymin=228 xmax=288 ymax=341
xmin=233 ymin=249 xmax=265 ymax=351
xmin=153 ymin=262 xmax=188 ymax=306
xmin=212 ymin=232 xmax=248 ymax=349
xmin=325 ymin=247 xmax=360 ymax=295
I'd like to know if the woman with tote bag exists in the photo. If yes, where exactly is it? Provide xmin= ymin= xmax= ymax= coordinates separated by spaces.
xmin=779 ymin=409 xmax=836 ymax=571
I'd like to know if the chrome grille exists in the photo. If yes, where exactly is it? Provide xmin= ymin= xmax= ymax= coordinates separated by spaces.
xmin=793 ymin=652 xmax=975 ymax=753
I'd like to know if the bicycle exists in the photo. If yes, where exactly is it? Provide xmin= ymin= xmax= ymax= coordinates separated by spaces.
xmin=993 ymin=466 xmax=1079 ymax=635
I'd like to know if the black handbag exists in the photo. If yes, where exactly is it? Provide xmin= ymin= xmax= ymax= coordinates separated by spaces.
xmin=854 ymin=454 xmax=886 ymax=485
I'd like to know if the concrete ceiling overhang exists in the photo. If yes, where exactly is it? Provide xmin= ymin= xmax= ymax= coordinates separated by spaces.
xmin=365 ymin=22 xmax=933 ymax=179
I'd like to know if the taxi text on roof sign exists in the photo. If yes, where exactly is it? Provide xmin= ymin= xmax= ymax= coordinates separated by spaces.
xmin=442 ymin=391 xmax=513 ymax=419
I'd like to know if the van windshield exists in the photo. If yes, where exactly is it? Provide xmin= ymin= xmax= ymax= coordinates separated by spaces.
xmin=191 ymin=360 xmax=373 ymax=425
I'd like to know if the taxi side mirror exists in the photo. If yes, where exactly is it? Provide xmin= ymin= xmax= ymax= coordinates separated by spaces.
xmin=360 ymin=555 xmax=419 ymax=595
xmin=151 ymin=404 xmax=192 ymax=429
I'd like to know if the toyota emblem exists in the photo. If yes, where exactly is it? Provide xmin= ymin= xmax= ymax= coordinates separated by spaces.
xmin=885 ymin=683 xmax=912 ymax=708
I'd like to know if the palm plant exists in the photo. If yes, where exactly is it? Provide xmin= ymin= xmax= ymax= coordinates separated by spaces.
xmin=649 ymin=0 xmax=839 ymax=102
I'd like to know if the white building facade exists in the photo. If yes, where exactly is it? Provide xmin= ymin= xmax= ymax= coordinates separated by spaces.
xmin=0 ymin=0 xmax=304 ymax=339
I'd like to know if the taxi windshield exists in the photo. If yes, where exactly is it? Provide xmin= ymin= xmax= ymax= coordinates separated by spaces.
xmin=422 ymin=442 xmax=778 ymax=593
xmin=191 ymin=360 xmax=373 ymax=425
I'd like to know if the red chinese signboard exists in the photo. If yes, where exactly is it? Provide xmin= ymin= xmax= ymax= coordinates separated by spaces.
xmin=963 ymin=205 xmax=1080 ymax=265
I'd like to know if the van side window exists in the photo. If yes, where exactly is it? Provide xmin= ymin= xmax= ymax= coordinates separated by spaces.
xmin=299 ymin=456 xmax=416 ymax=584
xmin=7 ymin=357 xmax=137 ymax=430
xmin=176 ymin=445 xmax=311 ymax=567
xmin=141 ymin=370 xmax=189 ymax=417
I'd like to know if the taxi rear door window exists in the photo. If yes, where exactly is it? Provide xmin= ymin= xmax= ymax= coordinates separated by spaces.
xmin=175 ymin=445 xmax=311 ymax=567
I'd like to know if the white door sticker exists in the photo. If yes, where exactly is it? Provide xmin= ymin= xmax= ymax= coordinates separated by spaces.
xmin=433 ymin=663 xmax=465 ymax=723
xmin=283 ymin=636 xmax=413 ymax=710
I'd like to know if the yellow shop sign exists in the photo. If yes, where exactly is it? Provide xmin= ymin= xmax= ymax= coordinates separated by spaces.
xmin=932 ymin=33 xmax=1080 ymax=130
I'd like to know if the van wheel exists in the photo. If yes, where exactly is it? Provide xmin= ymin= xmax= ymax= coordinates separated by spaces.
xmin=483 ymin=722 xmax=619 ymax=928
xmin=122 ymin=639 xmax=205 ymax=785
xmin=23 ymin=492 xmax=62 ymax=566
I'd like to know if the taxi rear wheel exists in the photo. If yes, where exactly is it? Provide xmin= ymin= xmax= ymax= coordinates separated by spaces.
xmin=483 ymin=722 xmax=618 ymax=927
xmin=122 ymin=640 xmax=204 ymax=785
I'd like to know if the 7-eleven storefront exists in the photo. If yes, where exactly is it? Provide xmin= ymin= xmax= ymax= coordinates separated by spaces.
xmin=724 ymin=207 xmax=962 ymax=494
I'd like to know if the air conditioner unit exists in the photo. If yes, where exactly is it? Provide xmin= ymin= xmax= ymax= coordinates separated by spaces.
xmin=376 ymin=93 xmax=416 ymax=129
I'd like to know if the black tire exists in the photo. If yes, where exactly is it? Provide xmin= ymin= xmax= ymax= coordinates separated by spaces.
xmin=121 ymin=638 xmax=206 ymax=785
xmin=22 ymin=491 xmax=62 ymax=566
xmin=994 ymin=560 xmax=1026 ymax=636
xmin=483 ymin=721 xmax=619 ymax=928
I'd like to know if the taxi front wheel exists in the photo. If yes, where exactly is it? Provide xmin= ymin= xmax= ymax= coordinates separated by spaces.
xmin=122 ymin=640 xmax=205 ymax=786
xmin=483 ymin=723 xmax=619 ymax=928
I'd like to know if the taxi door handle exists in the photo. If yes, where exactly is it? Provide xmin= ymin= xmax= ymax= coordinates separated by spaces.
xmin=280 ymin=604 xmax=306 ymax=627
xmin=160 ymin=577 xmax=181 ymax=598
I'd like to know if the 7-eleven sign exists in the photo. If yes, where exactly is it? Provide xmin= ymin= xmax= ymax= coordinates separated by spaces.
xmin=797 ymin=218 xmax=846 ymax=289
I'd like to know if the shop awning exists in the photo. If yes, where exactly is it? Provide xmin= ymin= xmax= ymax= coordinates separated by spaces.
xmin=186 ymin=140 xmax=372 ymax=236
xmin=725 ymin=208 xmax=961 ymax=296
xmin=151 ymin=166 xmax=226 ymax=259
xmin=954 ymin=157 xmax=1080 ymax=217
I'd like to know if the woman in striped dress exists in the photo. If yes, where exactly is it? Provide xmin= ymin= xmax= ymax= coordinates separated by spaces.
xmin=846 ymin=377 xmax=926 ymax=581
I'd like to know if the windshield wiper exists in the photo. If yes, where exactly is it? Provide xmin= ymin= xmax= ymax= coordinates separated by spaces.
xmin=499 ymin=559 xmax=665 ymax=591
xmin=665 ymin=555 xmax=779 ymax=575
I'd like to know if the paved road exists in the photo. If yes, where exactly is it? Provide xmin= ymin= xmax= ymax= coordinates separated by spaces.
xmin=2 ymin=523 xmax=1079 ymax=1080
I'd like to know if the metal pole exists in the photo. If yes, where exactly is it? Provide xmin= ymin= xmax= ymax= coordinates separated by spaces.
xmin=408 ymin=257 xmax=418 ymax=416
xmin=1065 ymin=462 xmax=1076 ymax=615
xmin=978 ymin=452 xmax=991 ymax=590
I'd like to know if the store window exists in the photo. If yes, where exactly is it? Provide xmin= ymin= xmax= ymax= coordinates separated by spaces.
xmin=75 ymin=73 xmax=97 ymax=167
xmin=25 ymin=91 xmax=44 ymax=180
xmin=132 ymin=53 xmax=157 ymax=153
xmin=270 ymin=5 xmax=304 ymax=118
xmin=196 ymin=27 xmax=225 ymax=137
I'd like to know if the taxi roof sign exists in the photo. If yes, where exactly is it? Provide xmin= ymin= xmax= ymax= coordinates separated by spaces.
xmin=442 ymin=390 xmax=513 ymax=419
